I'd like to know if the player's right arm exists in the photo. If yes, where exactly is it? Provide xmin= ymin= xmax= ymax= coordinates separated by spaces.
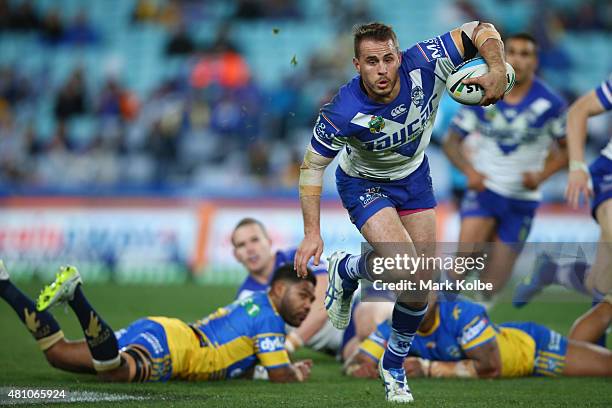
xmin=449 ymin=21 xmax=506 ymax=106
xmin=442 ymin=110 xmax=486 ymax=191
xmin=295 ymin=107 xmax=346 ymax=278
xmin=407 ymin=339 xmax=502 ymax=379
xmin=565 ymin=88 xmax=609 ymax=208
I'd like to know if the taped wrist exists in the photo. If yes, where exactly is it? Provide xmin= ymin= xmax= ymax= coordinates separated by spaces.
xmin=299 ymin=147 xmax=333 ymax=197
xmin=473 ymin=26 xmax=502 ymax=49
xmin=460 ymin=21 xmax=479 ymax=41
xmin=569 ymin=160 xmax=589 ymax=173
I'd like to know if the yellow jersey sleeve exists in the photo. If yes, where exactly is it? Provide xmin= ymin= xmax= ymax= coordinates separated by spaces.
xmin=459 ymin=315 xmax=497 ymax=351
xmin=360 ymin=338 xmax=385 ymax=362
xmin=254 ymin=333 xmax=291 ymax=368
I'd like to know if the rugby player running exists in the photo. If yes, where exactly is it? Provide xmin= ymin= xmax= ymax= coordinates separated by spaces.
xmin=294 ymin=21 xmax=508 ymax=403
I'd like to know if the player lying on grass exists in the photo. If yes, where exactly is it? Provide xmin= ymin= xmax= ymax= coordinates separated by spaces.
xmin=232 ymin=217 xmax=336 ymax=354
xmin=343 ymin=293 xmax=612 ymax=379
xmin=0 ymin=261 xmax=315 ymax=383
xmin=232 ymin=217 xmax=392 ymax=357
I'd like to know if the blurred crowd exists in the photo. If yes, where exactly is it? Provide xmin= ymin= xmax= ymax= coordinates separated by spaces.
xmin=0 ymin=0 xmax=609 ymax=197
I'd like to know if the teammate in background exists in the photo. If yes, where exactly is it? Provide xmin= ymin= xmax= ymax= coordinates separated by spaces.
xmin=232 ymin=217 xmax=337 ymax=354
xmin=232 ymin=217 xmax=391 ymax=356
xmin=443 ymin=33 xmax=568 ymax=299
xmin=343 ymin=294 xmax=612 ymax=379
xmin=513 ymin=75 xmax=612 ymax=345
xmin=0 ymin=261 xmax=315 ymax=383
xmin=294 ymin=20 xmax=508 ymax=402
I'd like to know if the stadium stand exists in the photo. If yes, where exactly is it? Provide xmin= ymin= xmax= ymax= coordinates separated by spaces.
xmin=0 ymin=0 xmax=610 ymax=199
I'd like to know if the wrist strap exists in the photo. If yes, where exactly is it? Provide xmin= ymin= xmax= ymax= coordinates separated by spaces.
xmin=569 ymin=160 xmax=589 ymax=173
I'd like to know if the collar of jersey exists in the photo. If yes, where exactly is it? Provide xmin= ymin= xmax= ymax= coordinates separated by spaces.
xmin=266 ymin=292 xmax=280 ymax=316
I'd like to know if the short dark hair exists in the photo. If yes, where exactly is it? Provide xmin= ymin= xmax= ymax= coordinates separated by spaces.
xmin=231 ymin=217 xmax=268 ymax=245
xmin=506 ymin=32 xmax=538 ymax=50
xmin=271 ymin=264 xmax=316 ymax=288
xmin=353 ymin=22 xmax=399 ymax=58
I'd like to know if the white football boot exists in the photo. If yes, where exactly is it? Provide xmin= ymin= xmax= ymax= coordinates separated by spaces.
xmin=379 ymin=353 xmax=414 ymax=403
xmin=324 ymin=250 xmax=357 ymax=330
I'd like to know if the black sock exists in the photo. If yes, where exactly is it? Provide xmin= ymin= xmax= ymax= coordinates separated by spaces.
xmin=0 ymin=280 xmax=63 ymax=350
xmin=68 ymin=284 xmax=119 ymax=369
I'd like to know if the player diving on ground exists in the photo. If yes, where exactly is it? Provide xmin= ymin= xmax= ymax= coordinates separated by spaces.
xmin=0 ymin=261 xmax=315 ymax=383
xmin=343 ymin=293 xmax=612 ymax=379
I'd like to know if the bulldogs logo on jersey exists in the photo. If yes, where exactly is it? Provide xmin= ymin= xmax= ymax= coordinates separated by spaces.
xmin=411 ymin=86 xmax=425 ymax=107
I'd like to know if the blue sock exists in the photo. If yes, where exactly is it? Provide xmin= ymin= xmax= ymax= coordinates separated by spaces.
xmin=68 ymin=285 xmax=119 ymax=364
xmin=338 ymin=252 xmax=372 ymax=282
xmin=382 ymin=302 xmax=428 ymax=370
xmin=0 ymin=280 xmax=62 ymax=347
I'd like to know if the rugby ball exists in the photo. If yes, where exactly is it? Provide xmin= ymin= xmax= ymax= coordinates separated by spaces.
xmin=446 ymin=57 xmax=515 ymax=105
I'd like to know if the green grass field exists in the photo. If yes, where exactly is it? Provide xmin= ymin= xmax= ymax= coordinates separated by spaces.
xmin=1 ymin=282 xmax=610 ymax=407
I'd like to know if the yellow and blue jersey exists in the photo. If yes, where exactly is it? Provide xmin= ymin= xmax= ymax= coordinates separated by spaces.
xmin=358 ymin=299 xmax=567 ymax=377
xmin=116 ymin=291 xmax=290 ymax=381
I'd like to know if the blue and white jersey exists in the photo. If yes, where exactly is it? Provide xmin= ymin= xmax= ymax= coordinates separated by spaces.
xmin=450 ymin=78 xmax=567 ymax=201
xmin=310 ymin=32 xmax=467 ymax=181
xmin=235 ymin=247 xmax=328 ymax=300
xmin=595 ymin=74 xmax=612 ymax=159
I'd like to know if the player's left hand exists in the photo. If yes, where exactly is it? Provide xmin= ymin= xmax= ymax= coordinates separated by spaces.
xmin=294 ymin=359 xmax=313 ymax=381
xmin=566 ymin=168 xmax=592 ymax=209
xmin=344 ymin=361 xmax=378 ymax=378
xmin=294 ymin=234 xmax=324 ymax=278
xmin=463 ymin=66 xmax=506 ymax=106
xmin=522 ymin=171 xmax=542 ymax=190
xmin=343 ymin=353 xmax=379 ymax=378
